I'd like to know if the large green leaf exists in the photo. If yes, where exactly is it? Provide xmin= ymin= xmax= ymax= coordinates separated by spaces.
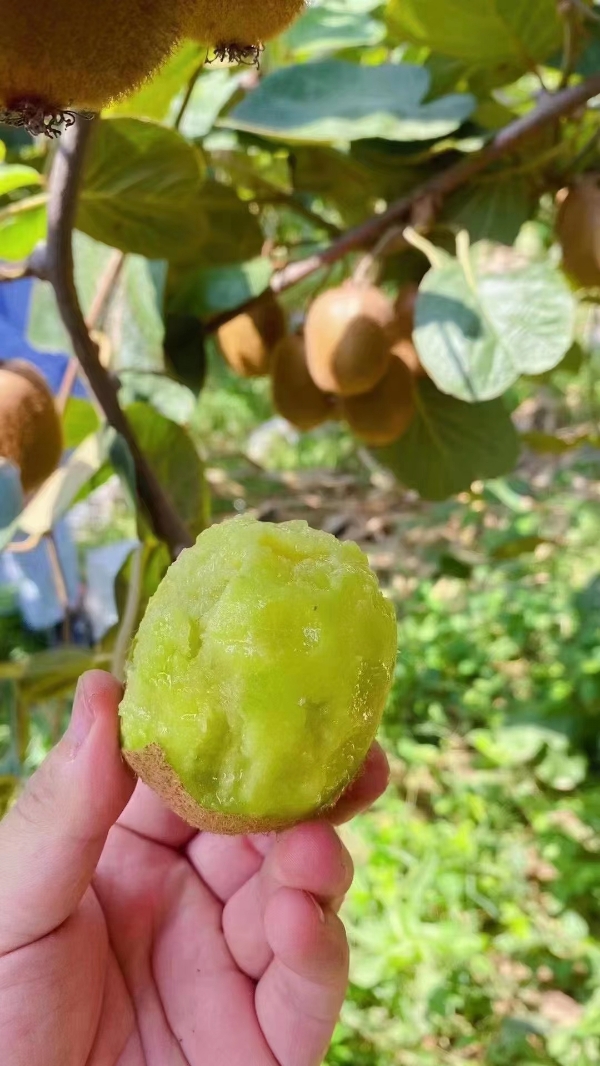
xmin=0 ymin=194 xmax=46 ymax=260
xmin=413 ymin=245 xmax=576 ymax=402
xmin=387 ymin=0 xmax=563 ymax=68
xmin=226 ymin=61 xmax=474 ymax=144
xmin=374 ymin=379 xmax=519 ymax=500
xmin=125 ymin=403 xmax=209 ymax=536
xmin=78 ymin=118 xmax=207 ymax=261
xmin=104 ymin=255 xmax=166 ymax=373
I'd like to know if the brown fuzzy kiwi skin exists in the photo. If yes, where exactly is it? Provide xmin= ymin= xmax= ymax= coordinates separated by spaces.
xmin=556 ymin=177 xmax=600 ymax=289
xmin=271 ymin=334 xmax=336 ymax=430
xmin=387 ymin=284 xmax=427 ymax=378
xmin=123 ymin=744 xmax=344 ymax=835
xmin=184 ymin=0 xmax=305 ymax=51
xmin=305 ymin=282 xmax=394 ymax=398
xmin=0 ymin=360 xmax=63 ymax=492
xmin=217 ymin=293 xmax=286 ymax=378
xmin=0 ymin=0 xmax=192 ymax=136
xmin=343 ymin=356 xmax=415 ymax=447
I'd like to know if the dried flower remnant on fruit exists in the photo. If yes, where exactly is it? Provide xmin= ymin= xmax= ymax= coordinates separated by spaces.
xmin=185 ymin=0 xmax=305 ymax=63
xmin=0 ymin=0 xmax=191 ymax=136
xmin=120 ymin=517 xmax=397 ymax=834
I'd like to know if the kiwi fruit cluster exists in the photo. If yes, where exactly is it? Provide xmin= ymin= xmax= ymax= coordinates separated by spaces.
xmin=0 ymin=0 xmax=305 ymax=136
xmin=0 ymin=360 xmax=63 ymax=493
xmin=556 ymin=177 xmax=600 ymax=290
xmin=218 ymin=281 xmax=423 ymax=447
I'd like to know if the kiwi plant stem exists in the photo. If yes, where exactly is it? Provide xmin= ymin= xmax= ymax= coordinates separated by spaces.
xmin=45 ymin=115 xmax=193 ymax=558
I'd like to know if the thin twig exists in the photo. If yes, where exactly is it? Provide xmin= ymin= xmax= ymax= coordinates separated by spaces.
xmin=174 ymin=63 xmax=205 ymax=130
xmin=45 ymin=116 xmax=192 ymax=557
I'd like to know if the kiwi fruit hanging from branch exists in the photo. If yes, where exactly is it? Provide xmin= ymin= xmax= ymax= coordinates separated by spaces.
xmin=304 ymin=281 xmax=394 ymax=398
xmin=0 ymin=360 xmax=63 ymax=492
xmin=184 ymin=0 xmax=306 ymax=65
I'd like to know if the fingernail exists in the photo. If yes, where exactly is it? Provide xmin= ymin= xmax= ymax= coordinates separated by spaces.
xmin=66 ymin=675 xmax=96 ymax=755
xmin=305 ymin=892 xmax=326 ymax=923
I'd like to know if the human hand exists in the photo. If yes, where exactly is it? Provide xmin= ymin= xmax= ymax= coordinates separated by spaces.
xmin=0 ymin=670 xmax=389 ymax=1066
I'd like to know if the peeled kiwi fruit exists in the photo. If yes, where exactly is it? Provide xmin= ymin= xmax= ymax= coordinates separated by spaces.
xmin=304 ymin=281 xmax=394 ymax=397
xmin=0 ymin=360 xmax=63 ymax=492
xmin=119 ymin=516 xmax=397 ymax=834
xmin=343 ymin=357 xmax=415 ymax=447
xmin=556 ymin=177 xmax=600 ymax=289
xmin=216 ymin=292 xmax=286 ymax=378
xmin=271 ymin=334 xmax=336 ymax=430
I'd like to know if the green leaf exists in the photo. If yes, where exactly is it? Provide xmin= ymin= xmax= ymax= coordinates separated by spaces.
xmin=374 ymin=379 xmax=520 ymax=500
xmin=177 ymin=180 xmax=264 ymax=268
xmin=119 ymin=372 xmax=197 ymax=425
xmin=0 ymin=194 xmax=46 ymax=260
xmin=125 ymin=403 xmax=209 ymax=536
xmin=226 ymin=61 xmax=474 ymax=144
xmin=414 ymin=245 xmax=576 ymax=402
xmin=163 ymin=315 xmax=207 ymax=394
xmin=176 ymin=69 xmax=246 ymax=140
xmin=104 ymin=255 xmax=166 ymax=373
xmin=78 ymin=118 xmax=208 ymax=261
xmin=110 ymin=42 xmax=205 ymax=121
xmin=62 ymin=398 xmax=101 ymax=449
xmin=0 ymin=164 xmax=42 ymax=196
xmin=387 ymin=0 xmax=563 ymax=69
xmin=442 ymin=177 xmax=537 ymax=245
xmin=283 ymin=3 xmax=385 ymax=56
xmin=168 ymin=257 xmax=273 ymax=318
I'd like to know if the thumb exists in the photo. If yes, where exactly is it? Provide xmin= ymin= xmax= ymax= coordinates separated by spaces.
xmin=0 ymin=670 xmax=135 ymax=956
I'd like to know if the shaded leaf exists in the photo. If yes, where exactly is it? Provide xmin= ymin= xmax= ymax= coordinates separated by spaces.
xmin=78 ymin=118 xmax=207 ymax=261
xmin=442 ymin=177 xmax=537 ymax=245
xmin=168 ymin=257 xmax=273 ymax=318
xmin=125 ymin=403 xmax=209 ymax=536
xmin=283 ymin=3 xmax=385 ymax=55
xmin=374 ymin=378 xmax=519 ymax=500
xmin=226 ymin=61 xmax=474 ymax=144
xmin=163 ymin=315 xmax=207 ymax=394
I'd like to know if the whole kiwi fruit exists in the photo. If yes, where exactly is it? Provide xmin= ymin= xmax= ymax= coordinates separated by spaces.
xmin=343 ymin=356 xmax=415 ymax=446
xmin=184 ymin=0 xmax=305 ymax=62
xmin=271 ymin=334 xmax=336 ymax=430
xmin=556 ymin=177 xmax=600 ymax=289
xmin=217 ymin=292 xmax=286 ymax=378
xmin=0 ymin=0 xmax=191 ymax=135
xmin=120 ymin=516 xmax=397 ymax=834
xmin=0 ymin=360 xmax=63 ymax=492
xmin=304 ymin=281 xmax=394 ymax=397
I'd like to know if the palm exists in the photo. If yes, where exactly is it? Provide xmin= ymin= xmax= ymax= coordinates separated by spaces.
xmin=6 ymin=779 xmax=366 ymax=1066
